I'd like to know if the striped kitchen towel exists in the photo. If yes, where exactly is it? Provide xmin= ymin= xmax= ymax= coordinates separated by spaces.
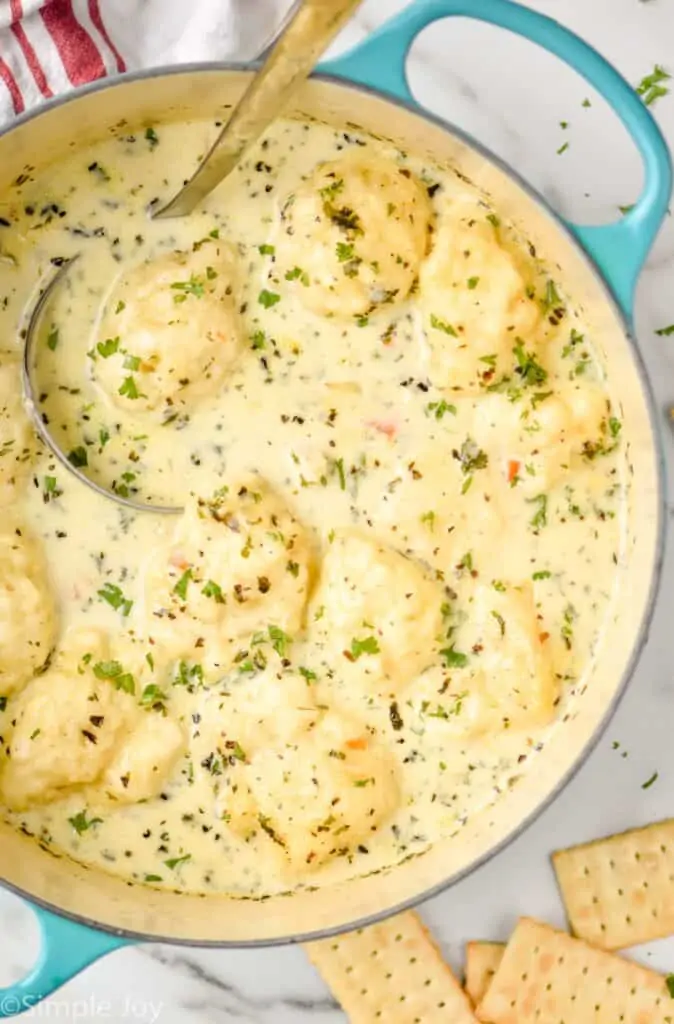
xmin=0 ymin=0 xmax=289 ymax=121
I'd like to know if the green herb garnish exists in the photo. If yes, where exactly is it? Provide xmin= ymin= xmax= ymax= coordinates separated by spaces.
xmin=68 ymin=810 xmax=102 ymax=835
xmin=430 ymin=313 xmax=458 ymax=336
xmin=97 ymin=582 xmax=133 ymax=616
xmin=67 ymin=446 xmax=88 ymax=468
xmin=636 ymin=64 xmax=670 ymax=106
xmin=174 ymin=568 xmax=192 ymax=601
xmin=118 ymin=376 xmax=140 ymax=399
xmin=349 ymin=636 xmax=380 ymax=659
xmin=258 ymin=288 xmax=281 ymax=308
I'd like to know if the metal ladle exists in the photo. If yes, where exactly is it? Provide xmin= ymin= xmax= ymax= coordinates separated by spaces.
xmin=21 ymin=0 xmax=363 ymax=513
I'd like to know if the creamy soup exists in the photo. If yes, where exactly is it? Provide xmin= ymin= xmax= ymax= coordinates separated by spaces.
xmin=0 ymin=115 xmax=625 ymax=897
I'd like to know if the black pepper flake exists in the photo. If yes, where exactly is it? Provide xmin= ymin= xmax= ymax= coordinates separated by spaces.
xmin=81 ymin=729 xmax=97 ymax=744
xmin=389 ymin=702 xmax=404 ymax=731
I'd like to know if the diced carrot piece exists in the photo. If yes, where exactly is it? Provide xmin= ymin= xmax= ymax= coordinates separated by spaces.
xmin=507 ymin=459 xmax=521 ymax=483
xmin=345 ymin=737 xmax=368 ymax=751
xmin=366 ymin=418 xmax=398 ymax=439
xmin=169 ymin=550 xmax=190 ymax=570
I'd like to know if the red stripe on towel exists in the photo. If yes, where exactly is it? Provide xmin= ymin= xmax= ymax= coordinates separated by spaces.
xmin=0 ymin=55 xmax=25 ymax=113
xmin=10 ymin=0 xmax=53 ymax=97
xmin=41 ymin=0 xmax=106 ymax=85
xmin=88 ymin=0 xmax=126 ymax=72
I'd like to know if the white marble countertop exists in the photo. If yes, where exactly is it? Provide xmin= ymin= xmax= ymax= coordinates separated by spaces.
xmin=2 ymin=0 xmax=674 ymax=1019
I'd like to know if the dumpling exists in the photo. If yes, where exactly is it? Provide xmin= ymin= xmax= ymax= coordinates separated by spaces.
xmin=0 ymin=353 xmax=34 ymax=505
xmin=412 ymin=582 xmax=556 ymax=735
xmin=474 ymin=382 xmax=611 ymax=494
xmin=223 ymin=709 xmax=399 ymax=871
xmin=192 ymin=663 xmax=399 ymax=869
xmin=101 ymin=712 xmax=185 ymax=804
xmin=0 ymin=630 xmax=134 ymax=810
xmin=144 ymin=476 xmax=314 ymax=676
xmin=92 ymin=240 xmax=242 ymax=416
xmin=0 ymin=523 xmax=56 ymax=698
xmin=276 ymin=152 xmax=432 ymax=319
xmin=310 ymin=530 xmax=445 ymax=695
xmin=419 ymin=196 xmax=540 ymax=391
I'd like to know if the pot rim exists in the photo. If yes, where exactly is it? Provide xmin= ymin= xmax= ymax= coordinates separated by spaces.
xmin=0 ymin=61 xmax=666 ymax=948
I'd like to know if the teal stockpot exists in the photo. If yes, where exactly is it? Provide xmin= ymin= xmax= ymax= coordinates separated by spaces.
xmin=0 ymin=0 xmax=670 ymax=1016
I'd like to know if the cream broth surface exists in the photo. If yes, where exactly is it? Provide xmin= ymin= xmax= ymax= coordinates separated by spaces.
xmin=0 ymin=116 xmax=626 ymax=897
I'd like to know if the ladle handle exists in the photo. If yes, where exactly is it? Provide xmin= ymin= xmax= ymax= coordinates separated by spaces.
xmin=154 ymin=0 xmax=363 ymax=219
xmin=320 ymin=0 xmax=673 ymax=319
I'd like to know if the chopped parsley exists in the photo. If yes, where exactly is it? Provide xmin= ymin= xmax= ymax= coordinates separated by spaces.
xmin=513 ymin=340 xmax=548 ymax=387
xmin=467 ymin=276 xmax=480 ymax=289
xmin=268 ymin=624 xmax=291 ymax=657
xmin=258 ymin=288 xmax=281 ymax=308
xmin=47 ymin=325 xmax=59 ymax=351
xmin=430 ymin=313 xmax=458 ymax=336
xmin=319 ymin=178 xmax=344 ymax=201
xmin=332 ymin=456 xmax=346 ymax=490
xmin=173 ymin=568 xmax=193 ymax=601
xmin=97 ymin=582 xmax=133 ymax=616
xmin=250 ymin=329 xmax=266 ymax=350
xmin=336 ymin=242 xmax=355 ymax=262
xmin=118 ymin=376 xmax=140 ymax=400
xmin=43 ymin=475 xmax=61 ymax=501
xmin=440 ymin=645 xmax=469 ymax=669
xmin=454 ymin=437 xmax=488 ymax=494
xmin=655 ymin=324 xmax=674 ymax=337
xmin=642 ymin=771 xmax=659 ymax=790
xmin=67 ymin=446 xmax=88 ymax=469
xmin=92 ymin=659 xmax=123 ymax=679
xmin=97 ymin=336 xmax=120 ymax=358
xmin=299 ymin=666 xmax=317 ymax=682
xmin=349 ymin=636 xmax=380 ymax=659
xmin=173 ymin=661 xmax=204 ymax=688
xmin=202 ymin=579 xmax=224 ymax=603
xmin=115 ymin=300 xmax=126 ymax=314
xmin=420 ymin=510 xmax=436 ymax=531
xmin=285 ymin=266 xmax=309 ymax=285
xmin=171 ymin=274 xmax=205 ymax=300
xmin=636 ymin=64 xmax=670 ymax=106
xmin=140 ymin=684 xmax=168 ymax=708
xmin=491 ymin=610 xmax=506 ymax=637
xmin=123 ymin=353 xmax=141 ymax=371
xmin=532 ymin=570 xmax=552 ymax=581
xmin=144 ymin=126 xmax=159 ymax=148
xmin=258 ymin=243 xmax=275 ymax=256
xmin=666 ymin=974 xmax=674 ymax=998
xmin=164 ymin=854 xmax=191 ymax=870
xmin=561 ymin=604 xmax=577 ymax=649
xmin=528 ymin=493 xmax=548 ymax=531
xmin=426 ymin=399 xmax=457 ymax=420
xmin=93 ymin=660 xmax=135 ymax=694
xmin=68 ymin=810 xmax=102 ymax=835
xmin=542 ymin=280 xmax=564 ymax=312
xmin=557 ymin=142 xmax=570 ymax=156
xmin=425 ymin=691 xmax=467 ymax=718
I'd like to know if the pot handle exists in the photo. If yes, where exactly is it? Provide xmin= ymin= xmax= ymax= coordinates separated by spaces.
xmin=0 ymin=904 xmax=131 ymax=1017
xmin=319 ymin=0 xmax=672 ymax=319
